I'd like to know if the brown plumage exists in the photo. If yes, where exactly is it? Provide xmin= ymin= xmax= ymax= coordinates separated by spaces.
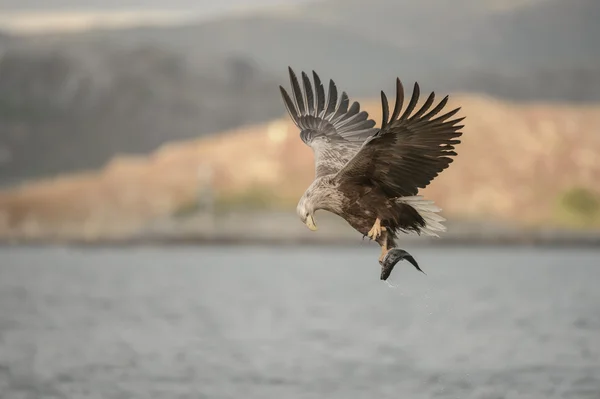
xmin=279 ymin=67 xmax=464 ymax=280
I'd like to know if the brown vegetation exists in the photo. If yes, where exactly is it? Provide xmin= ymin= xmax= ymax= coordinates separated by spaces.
xmin=1 ymin=94 xmax=599 ymax=240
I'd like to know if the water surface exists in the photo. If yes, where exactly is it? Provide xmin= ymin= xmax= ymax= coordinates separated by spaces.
xmin=1 ymin=245 xmax=599 ymax=398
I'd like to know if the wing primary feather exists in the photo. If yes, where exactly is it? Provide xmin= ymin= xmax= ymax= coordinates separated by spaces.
xmin=288 ymin=67 xmax=306 ymax=116
xmin=400 ymin=82 xmax=420 ymax=120
xmin=301 ymin=72 xmax=315 ymax=116
xmin=324 ymin=79 xmax=338 ymax=118
xmin=380 ymin=91 xmax=390 ymax=130
xmin=420 ymin=95 xmax=449 ymax=121
xmin=313 ymin=71 xmax=326 ymax=118
xmin=410 ymin=101 xmax=458 ymax=129
xmin=389 ymin=78 xmax=405 ymax=122
xmin=336 ymin=101 xmax=360 ymax=126
xmin=431 ymin=107 xmax=462 ymax=123
xmin=336 ymin=105 xmax=364 ymax=128
xmin=409 ymin=91 xmax=435 ymax=120
xmin=331 ymin=92 xmax=350 ymax=123
xmin=279 ymin=86 xmax=299 ymax=124
xmin=435 ymin=115 xmax=465 ymax=127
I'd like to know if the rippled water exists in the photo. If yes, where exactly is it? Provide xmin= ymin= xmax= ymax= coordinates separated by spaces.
xmin=1 ymin=245 xmax=599 ymax=399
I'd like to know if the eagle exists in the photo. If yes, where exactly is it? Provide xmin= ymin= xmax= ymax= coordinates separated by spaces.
xmin=279 ymin=67 xmax=464 ymax=280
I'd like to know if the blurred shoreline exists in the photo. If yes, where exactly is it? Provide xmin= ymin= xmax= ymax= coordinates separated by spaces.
xmin=2 ymin=212 xmax=599 ymax=248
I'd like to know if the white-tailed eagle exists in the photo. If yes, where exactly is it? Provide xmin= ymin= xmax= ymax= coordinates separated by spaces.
xmin=279 ymin=67 xmax=464 ymax=280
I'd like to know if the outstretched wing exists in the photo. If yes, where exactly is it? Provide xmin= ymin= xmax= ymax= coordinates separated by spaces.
xmin=279 ymin=67 xmax=378 ymax=178
xmin=334 ymin=78 xmax=464 ymax=197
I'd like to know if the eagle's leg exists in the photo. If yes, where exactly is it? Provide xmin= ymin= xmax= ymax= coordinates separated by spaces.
xmin=378 ymin=234 xmax=388 ymax=263
xmin=367 ymin=217 xmax=385 ymax=240
xmin=377 ymin=229 xmax=393 ymax=264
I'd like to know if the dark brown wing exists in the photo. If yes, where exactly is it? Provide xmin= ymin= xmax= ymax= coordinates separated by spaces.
xmin=334 ymin=78 xmax=464 ymax=197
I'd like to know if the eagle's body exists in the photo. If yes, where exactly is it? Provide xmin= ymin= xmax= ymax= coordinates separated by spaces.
xmin=301 ymin=176 xmax=427 ymax=241
xmin=279 ymin=67 xmax=464 ymax=279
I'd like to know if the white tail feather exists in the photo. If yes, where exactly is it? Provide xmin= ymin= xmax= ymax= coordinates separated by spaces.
xmin=396 ymin=195 xmax=446 ymax=237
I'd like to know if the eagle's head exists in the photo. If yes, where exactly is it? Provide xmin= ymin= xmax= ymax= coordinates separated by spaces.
xmin=296 ymin=177 xmax=340 ymax=232
xmin=296 ymin=192 xmax=317 ymax=231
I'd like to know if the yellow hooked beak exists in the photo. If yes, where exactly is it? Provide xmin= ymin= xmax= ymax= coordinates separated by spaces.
xmin=305 ymin=214 xmax=318 ymax=231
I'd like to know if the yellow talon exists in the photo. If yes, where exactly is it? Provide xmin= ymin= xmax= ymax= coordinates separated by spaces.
xmin=367 ymin=218 xmax=383 ymax=240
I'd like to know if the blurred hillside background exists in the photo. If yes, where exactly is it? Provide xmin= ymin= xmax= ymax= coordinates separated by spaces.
xmin=1 ymin=0 xmax=599 ymax=243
